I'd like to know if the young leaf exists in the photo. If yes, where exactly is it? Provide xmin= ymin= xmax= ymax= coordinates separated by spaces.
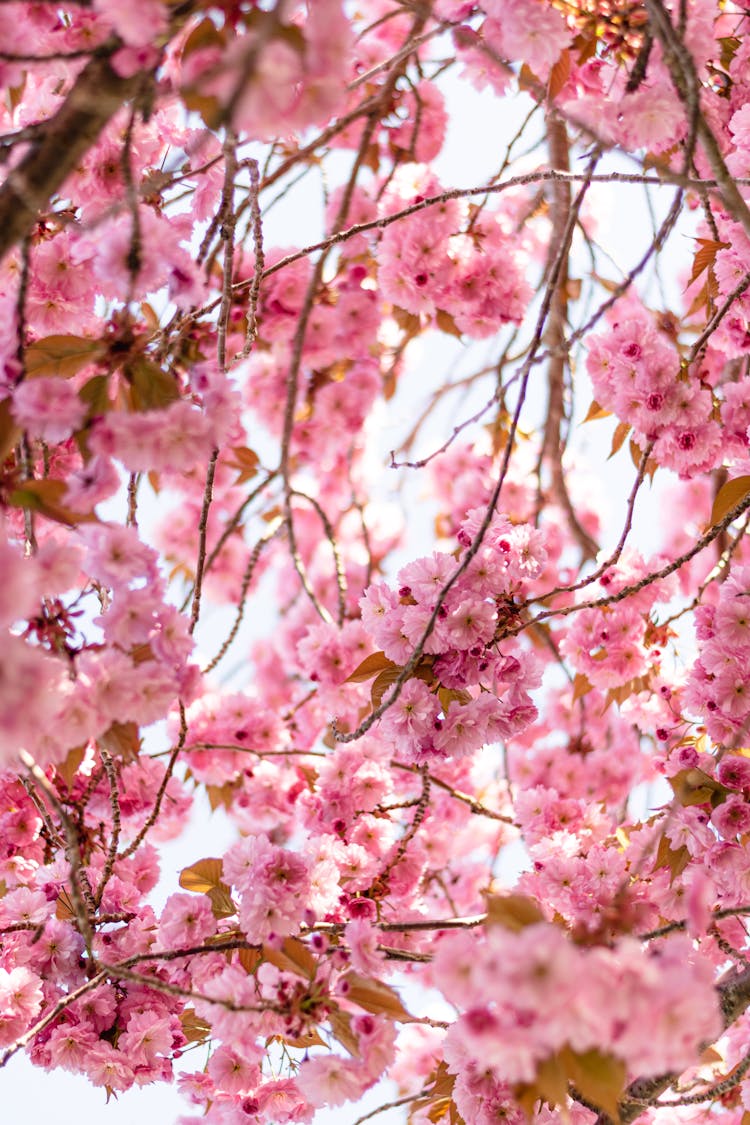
xmin=547 ymin=49 xmax=571 ymax=101
xmin=262 ymin=937 xmax=317 ymax=979
xmin=560 ymin=1047 xmax=626 ymax=1122
xmin=98 ymin=721 xmax=141 ymax=763
xmin=669 ymin=768 xmax=728 ymax=807
xmin=25 ymin=335 xmax=105 ymax=379
xmin=345 ymin=651 xmax=399 ymax=683
xmin=127 ymin=356 xmax=180 ymax=411
xmin=533 ymin=1050 xmax=570 ymax=1108
xmin=9 ymin=479 xmax=99 ymax=527
xmin=340 ymin=972 xmax=415 ymax=1022
xmin=484 ymin=893 xmax=544 ymax=931
xmin=608 ymin=421 xmax=631 ymax=459
xmin=180 ymin=1008 xmax=212 ymax=1045
xmin=0 ymin=398 xmax=20 ymax=462
xmin=179 ymin=857 xmax=230 ymax=895
xmin=55 ymin=745 xmax=86 ymax=790
xmin=328 ymin=1005 xmax=359 ymax=1056
xmin=711 ymin=475 xmax=750 ymax=526
xmin=371 ymin=665 xmax=402 ymax=708
xmin=582 ymin=400 xmax=611 ymax=423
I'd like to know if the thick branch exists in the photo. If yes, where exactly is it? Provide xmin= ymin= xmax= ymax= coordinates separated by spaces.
xmin=541 ymin=112 xmax=599 ymax=561
xmin=0 ymin=54 xmax=142 ymax=262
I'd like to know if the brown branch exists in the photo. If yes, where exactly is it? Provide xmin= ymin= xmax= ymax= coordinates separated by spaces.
xmin=541 ymin=114 xmax=599 ymax=562
xmin=0 ymin=54 xmax=143 ymax=263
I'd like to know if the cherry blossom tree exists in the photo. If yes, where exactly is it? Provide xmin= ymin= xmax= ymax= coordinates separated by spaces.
xmin=6 ymin=1 xmax=750 ymax=1122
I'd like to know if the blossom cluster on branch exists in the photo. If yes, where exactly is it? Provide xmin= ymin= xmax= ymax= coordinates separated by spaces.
xmin=6 ymin=1 xmax=750 ymax=1124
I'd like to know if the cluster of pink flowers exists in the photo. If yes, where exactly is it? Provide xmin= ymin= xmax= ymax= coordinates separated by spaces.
xmin=377 ymin=166 xmax=532 ymax=337
xmin=434 ymin=923 xmax=722 ymax=1086
xmin=558 ymin=549 xmax=674 ymax=690
xmin=685 ymin=563 xmax=750 ymax=743
xmin=585 ymin=301 xmax=723 ymax=478
xmin=6 ymin=0 xmax=750 ymax=1122
xmin=359 ymin=507 xmax=544 ymax=763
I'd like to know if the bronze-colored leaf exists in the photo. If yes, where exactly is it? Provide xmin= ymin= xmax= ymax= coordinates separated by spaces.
xmin=0 ymin=398 xmax=20 ymax=462
xmin=8 ymin=478 xmax=99 ymax=527
xmin=55 ymin=889 xmax=76 ymax=922
xmin=179 ymin=857 xmax=229 ymax=895
xmin=608 ymin=421 xmax=631 ymax=459
xmin=126 ymin=356 xmax=180 ymax=411
xmin=99 ymin=721 xmax=141 ymax=763
xmin=485 ymin=892 xmax=545 ymax=931
xmin=273 ymin=1028 xmax=326 ymax=1049
xmin=225 ymin=445 xmax=260 ymax=485
xmin=180 ymin=1008 xmax=212 ymax=1045
xmin=238 ymin=946 xmax=262 ymax=974
xmin=327 ymin=1004 xmax=359 ymax=1056
xmin=262 ymin=936 xmax=317 ymax=980
xmin=654 ymin=833 xmax=691 ymax=883
xmin=55 ymin=745 xmax=86 ymax=790
xmin=533 ymin=1050 xmax=569 ymax=1108
xmin=371 ymin=666 xmax=402 ymax=709
xmin=207 ymin=885 xmax=237 ymax=919
xmin=434 ymin=309 xmax=463 ymax=339
xmin=25 ymin=335 xmax=105 ymax=380
xmin=560 ymin=1047 xmax=626 ymax=1122
xmin=547 ymin=48 xmax=571 ymax=101
xmin=340 ymin=972 xmax=415 ymax=1022
xmin=688 ymin=238 xmax=729 ymax=289
xmin=571 ymin=673 xmax=593 ymax=702
xmin=181 ymin=16 xmax=225 ymax=59
xmin=345 ymin=651 xmax=399 ymax=684
xmin=711 ymin=475 xmax=750 ymax=526
xmin=582 ymin=399 xmax=611 ymax=424
xmin=78 ymin=374 xmax=111 ymax=417
xmin=669 ymin=767 xmax=728 ymax=808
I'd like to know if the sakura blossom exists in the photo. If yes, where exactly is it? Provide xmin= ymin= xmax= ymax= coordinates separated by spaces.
xmin=3 ymin=1 xmax=750 ymax=1123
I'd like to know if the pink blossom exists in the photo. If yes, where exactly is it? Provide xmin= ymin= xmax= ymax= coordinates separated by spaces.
xmin=12 ymin=376 xmax=86 ymax=443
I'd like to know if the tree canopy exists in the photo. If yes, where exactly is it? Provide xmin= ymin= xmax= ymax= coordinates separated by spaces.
xmin=3 ymin=2 xmax=750 ymax=1124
